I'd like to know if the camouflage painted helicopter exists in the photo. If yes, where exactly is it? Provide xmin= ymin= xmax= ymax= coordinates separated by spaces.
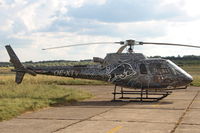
xmin=5 ymin=40 xmax=200 ymax=101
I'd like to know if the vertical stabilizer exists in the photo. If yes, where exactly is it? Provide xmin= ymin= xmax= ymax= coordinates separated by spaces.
xmin=5 ymin=45 xmax=24 ymax=70
xmin=5 ymin=45 xmax=36 ymax=84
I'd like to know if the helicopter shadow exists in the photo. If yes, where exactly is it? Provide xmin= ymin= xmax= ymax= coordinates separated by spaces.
xmin=51 ymin=95 xmax=173 ymax=107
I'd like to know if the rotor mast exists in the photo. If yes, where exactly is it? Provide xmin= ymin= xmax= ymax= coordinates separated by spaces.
xmin=127 ymin=40 xmax=135 ymax=53
xmin=117 ymin=39 xmax=142 ymax=53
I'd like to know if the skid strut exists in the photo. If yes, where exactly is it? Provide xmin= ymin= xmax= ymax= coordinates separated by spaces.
xmin=112 ymin=85 xmax=172 ymax=102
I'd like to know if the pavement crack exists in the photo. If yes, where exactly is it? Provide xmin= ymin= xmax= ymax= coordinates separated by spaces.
xmin=52 ymin=108 xmax=113 ymax=133
xmin=181 ymin=123 xmax=200 ymax=126
xmin=17 ymin=117 xmax=82 ymax=121
xmin=116 ymin=107 xmax=185 ymax=110
xmin=52 ymin=100 xmax=132 ymax=132
xmin=87 ymin=119 xmax=175 ymax=125
xmin=170 ymin=91 xmax=200 ymax=133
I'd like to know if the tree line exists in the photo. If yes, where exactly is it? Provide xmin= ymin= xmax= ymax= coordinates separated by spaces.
xmin=1 ymin=55 xmax=200 ymax=67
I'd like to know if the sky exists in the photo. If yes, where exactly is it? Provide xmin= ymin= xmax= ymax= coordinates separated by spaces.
xmin=0 ymin=0 xmax=200 ymax=61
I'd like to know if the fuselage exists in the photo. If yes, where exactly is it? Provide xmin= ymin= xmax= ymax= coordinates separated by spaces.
xmin=5 ymin=45 xmax=193 ymax=89
xmin=28 ymin=58 xmax=193 ymax=89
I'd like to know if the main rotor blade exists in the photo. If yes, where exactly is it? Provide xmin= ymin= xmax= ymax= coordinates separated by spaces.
xmin=141 ymin=42 xmax=200 ymax=48
xmin=42 ymin=42 xmax=121 ymax=50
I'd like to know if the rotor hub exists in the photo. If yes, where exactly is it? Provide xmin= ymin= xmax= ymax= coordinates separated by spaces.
xmin=126 ymin=39 xmax=136 ymax=45
xmin=126 ymin=40 xmax=136 ymax=53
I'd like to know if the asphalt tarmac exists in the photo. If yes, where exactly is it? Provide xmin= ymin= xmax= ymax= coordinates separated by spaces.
xmin=0 ymin=85 xmax=199 ymax=133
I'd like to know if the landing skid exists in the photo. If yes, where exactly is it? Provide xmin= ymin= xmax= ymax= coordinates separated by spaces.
xmin=112 ymin=85 xmax=172 ymax=102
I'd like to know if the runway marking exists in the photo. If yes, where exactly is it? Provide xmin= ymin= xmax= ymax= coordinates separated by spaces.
xmin=107 ymin=126 xmax=122 ymax=133
xmin=152 ymin=103 xmax=160 ymax=107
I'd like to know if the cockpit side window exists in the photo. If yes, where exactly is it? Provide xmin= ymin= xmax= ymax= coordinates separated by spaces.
xmin=140 ymin=64 xmax=147 ymax=74
xmin=149 ymin=63 xmax=171 ymax=75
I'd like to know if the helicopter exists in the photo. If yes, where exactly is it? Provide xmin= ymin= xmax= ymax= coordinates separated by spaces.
xmin=5 ymin=39 xmax=200 ymax=102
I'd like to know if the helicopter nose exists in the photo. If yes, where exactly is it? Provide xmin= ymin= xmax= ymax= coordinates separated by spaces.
xmin=182 ymin=74 xmax=193 ymax=85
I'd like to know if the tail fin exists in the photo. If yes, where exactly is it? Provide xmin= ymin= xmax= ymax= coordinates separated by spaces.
xmin=5 ymin=45 xmax=36 ymax=84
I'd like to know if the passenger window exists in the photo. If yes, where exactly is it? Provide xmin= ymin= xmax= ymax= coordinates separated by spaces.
xmin=140 ymin=64 xmax=147 ymax=74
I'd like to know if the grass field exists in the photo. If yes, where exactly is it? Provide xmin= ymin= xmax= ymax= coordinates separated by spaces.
xmin=0 ymin=81 xmax=92 ymax=121
xmin=0 ymin=67 xmax=109 ymax=121
xmin=182 ymin=65 xmax=200 ymax=86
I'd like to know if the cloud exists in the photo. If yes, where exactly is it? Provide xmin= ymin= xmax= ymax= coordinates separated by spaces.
xmin=42 ymin=18 xmax=169 ymax=39
xmin=136 ymin=19 xmax=200 ymax=56
xmin=1 ymin=32 xmax=119 ymax=62
xmin=68 ymin=0 xmax=186 ymax=22
xmin=1 ymin=0 xmax=200 ymax=62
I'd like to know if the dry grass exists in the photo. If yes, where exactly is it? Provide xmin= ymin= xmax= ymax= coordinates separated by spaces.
xmin=0 ymin=74 xmax=94 ymax=121
xmin=182 ymin=65 xmax=200 ymax=86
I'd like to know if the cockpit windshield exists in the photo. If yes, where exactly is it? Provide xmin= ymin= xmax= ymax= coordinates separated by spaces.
xmin=166 ymin=60 xmax=192 ymax=78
